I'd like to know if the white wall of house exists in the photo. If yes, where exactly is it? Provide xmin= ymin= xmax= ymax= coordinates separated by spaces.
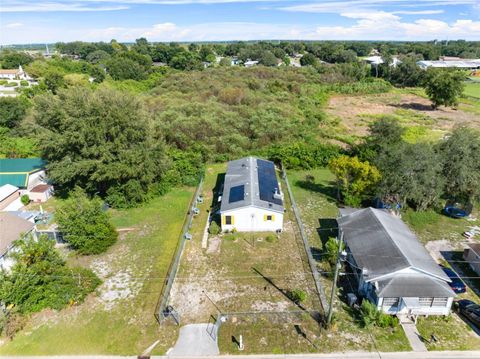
xmin=378 ymin=296 xmax=453 ymax=316
xmin=27 ymin=170 xmax=46 ymax=190
xmin=221 ymin=206 xmax=283 ymax=232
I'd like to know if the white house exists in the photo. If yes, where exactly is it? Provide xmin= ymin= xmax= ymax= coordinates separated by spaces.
xmin=0 ymin=212 xmax=35 ymax=270
xmin=28 ymin=184 xmax=54 ymax=203
xmin=244 ymin=60 xmax=259 ymax=68
xmin=364 ymin=56 xmax=402 ymax=68
xmin=0 ymin=66 xmax=28 ymax=80
xmin=338 ymin=207 xmax=455 ymax=319
xmin=0 ymin=184 xmax=20 ymax=211
xmin=219 ymin=157 xmax=284 ymax=232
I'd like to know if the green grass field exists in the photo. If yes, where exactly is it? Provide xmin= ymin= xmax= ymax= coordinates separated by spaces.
xmin=0 ymin=187 xmax=194 ymax=355
xmin=464 ymin=81 xmax=480 ymax=99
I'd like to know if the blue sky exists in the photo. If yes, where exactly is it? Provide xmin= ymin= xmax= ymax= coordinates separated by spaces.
xmin=1 ymin=0 xmax=479 ymax=44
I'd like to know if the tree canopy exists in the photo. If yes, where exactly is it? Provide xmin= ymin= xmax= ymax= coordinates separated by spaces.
xmin=34 ymin=87 xmax=165 ymax=206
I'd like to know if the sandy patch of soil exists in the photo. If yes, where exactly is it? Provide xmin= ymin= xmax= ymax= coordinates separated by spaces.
xmin=326 ymin=93 xmax=480 ymax=137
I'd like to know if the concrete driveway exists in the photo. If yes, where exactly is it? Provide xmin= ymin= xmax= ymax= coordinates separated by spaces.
xmin=168 ymin=323 xmax=219 ymax=357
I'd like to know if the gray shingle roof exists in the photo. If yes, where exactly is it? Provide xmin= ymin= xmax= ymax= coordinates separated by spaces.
xmin=338 ymin=208 xmax=450 ymax=282
xmin=220 ymin=157 xmax=284 ymax=213
xmin=0 ymin=212 xmax=34 ymax=257
xmin=377 ymin=275 xmax=454 ymax=297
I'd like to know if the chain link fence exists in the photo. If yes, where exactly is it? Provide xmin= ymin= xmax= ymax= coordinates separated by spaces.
xmin=154 ymin=175 xmax=204 ymax=324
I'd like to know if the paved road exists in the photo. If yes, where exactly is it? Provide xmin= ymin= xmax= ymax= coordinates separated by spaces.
xmin=4 ymin=351 xmax=480 ymax=359
xmin=167 ymin=323 xmax=219 ymax=357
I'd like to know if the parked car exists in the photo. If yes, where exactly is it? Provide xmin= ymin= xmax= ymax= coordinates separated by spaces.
xmin=455 ymin=300 xmax=480 ymax=327
xmin=441 ymin=266 xmax=467 ymax=293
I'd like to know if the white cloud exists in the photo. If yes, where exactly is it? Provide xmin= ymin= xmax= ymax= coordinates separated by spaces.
xmin=5 ymin=22 xmax=24 ymax=28
xmin=1 ymin=2 xmax=129 ymax=12
xmin=281 ymin=0 xmax=476 ymax=14
xmin=392 ymin=10 xmax=444 ymax=14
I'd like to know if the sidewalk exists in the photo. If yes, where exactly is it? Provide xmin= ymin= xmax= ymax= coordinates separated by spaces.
xmin=400 ymin=320 xmax=428 ymax=352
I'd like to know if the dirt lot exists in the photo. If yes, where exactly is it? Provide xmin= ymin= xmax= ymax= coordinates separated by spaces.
xmin=326 ymin=92 xmax=480 ymax=138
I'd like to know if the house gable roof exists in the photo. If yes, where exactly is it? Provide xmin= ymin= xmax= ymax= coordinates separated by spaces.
xmin=0 ymin=212 xmax=34 ymax=257
xmin=220 ymin=157 xmax=284 ymax=214
xmin=376 ymin=275 xmax=454 ymax=298
xmin=338 ymin=207 xmax=449 ymax=282
xmin=0 ymin=158 xmax=45 ymax=188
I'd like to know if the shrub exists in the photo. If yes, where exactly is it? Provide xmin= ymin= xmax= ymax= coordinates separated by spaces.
xmin=20 ymin=80 xmax=29 ymax=87
xmin=359 ymin=300 xmax=398 ymax=328
xmin=20 ymin=194 xmax=30 ymax=205
xmin=0 ymin=236 xmax=101 ymax=315
xmin=0 ymin=80 xmax=7 ymax=85
xmin=56 ymin=187 xmax=118 ymax=255
xmin=224 ymin=233 xmax=236 ymax=241
xmin=208 ymin=221 xmax=220 ymax=235
xmin=265 ymin=234 xmax=277 ymax=243
xmin=4 ymin=82 xmax=17 ymax=87
xmin=288 ymin=289 xmax=307 ymax=303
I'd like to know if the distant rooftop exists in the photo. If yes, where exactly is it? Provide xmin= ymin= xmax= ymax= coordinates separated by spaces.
xmin=0 ymin=158 xmax=46 ymax=188
xmin=220 ymin=157 xmax=284 ymax=213
xmin=0 ymin=212 xmax=34 ymax=257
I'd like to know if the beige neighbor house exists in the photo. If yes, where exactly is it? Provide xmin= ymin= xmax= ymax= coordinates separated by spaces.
xmin=0 ymin=212 xmax=35 ymax=270
xmin=219 ymin=157 xmax=284 ymax=233
xmin=0 ymin=184 xmax=20 ymax=210
xmin=29 ymin=184 xmax=54 ymax=203
xmin=0 ymin=66 xmax=28 ymax=80
xmin=338 ymin=207 xmax=455 ymax=319
xmin=464 ymin=243 xmax=480 ymax=275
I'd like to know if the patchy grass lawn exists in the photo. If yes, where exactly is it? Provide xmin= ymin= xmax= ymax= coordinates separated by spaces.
xmin=417 ymin=315 xmax=480 ymax=351
xmin=0 ymin=188 xmax=195 ymax=355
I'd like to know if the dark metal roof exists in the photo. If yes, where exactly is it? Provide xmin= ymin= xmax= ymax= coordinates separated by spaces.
xmin=220 ymin=157 xmax=284 ymax=213
xmin=338 ymin=207 xmax=450 ymax=282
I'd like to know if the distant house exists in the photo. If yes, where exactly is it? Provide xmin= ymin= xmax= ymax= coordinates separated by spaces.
xmin=29 ymin=184 xmax=54 ymax=203
xmin=338 ymin=207 xmax=455 ymax=318
xmin=0 ymin=158 xmax=46 ymax=190
xmin=219 ymin=157 xmax=284 ymax=232
xmin=417 ymin=59 xmax=480 ymax=70
xmin=0 ymin=65 xmax=28 ymax=80
xmin=0 ymin=184 xmax=20 ymax=210
xmin=244 ymin=60 xmax=259 ymax=68
xmin=464 ymin=243 xmax=480 ymax=275
xmin=364 ymin=56 xmax=402 ymax=68
xmin=0 ymin=212 xmax=35 ymax=270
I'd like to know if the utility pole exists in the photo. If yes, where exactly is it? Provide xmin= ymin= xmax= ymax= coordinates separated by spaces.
xmin=327 ymin=230 xmax=344 ymax=327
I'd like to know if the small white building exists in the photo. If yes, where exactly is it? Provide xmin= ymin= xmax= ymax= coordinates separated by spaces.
xmin=417 ymin=59 xmax=480 ymax=70
xmin=28 ymin=184 xmax=54 ymax=203
xmin=0 ymin=184 xmax=20 ymax=210
xmin=220 ymin=157 xmax=284 ymax=233
xmin=0 ymin=65 xmax=28 ymax=80
xmin=244 ymin=60 xmax=259 ymax=68
xmin=338 ymin=207 xmax=455 ymax=318
xmin=464 ymin=243 xmax=480 ymax=275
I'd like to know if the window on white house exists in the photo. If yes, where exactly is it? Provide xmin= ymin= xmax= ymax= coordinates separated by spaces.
xmin=419 ymin=297 xmax=434 ymax=307
xmin=382 ymin=297 xmax=399 ymax=307
xmin=432 ymin=297 xmax=448 ymax=307
xmin=225 ymin=216 xmax=232 ymax=225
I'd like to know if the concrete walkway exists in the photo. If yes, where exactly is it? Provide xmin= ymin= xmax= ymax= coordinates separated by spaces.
xmin=168 ymin=323 xmax=219 ymax=357
xmin=401 ymin=322 xmax=428 ymax=352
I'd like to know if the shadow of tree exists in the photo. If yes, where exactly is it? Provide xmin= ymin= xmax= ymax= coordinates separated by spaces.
xmin=392 ymin=102 xmax=434 ymax=112
xmin=294 ymin=179 xmax=338 ymax=203
xmin=210 ymin=172 xmax=225 ymax=225
xmin=317 ymin=218 xmax=339 ymax=248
